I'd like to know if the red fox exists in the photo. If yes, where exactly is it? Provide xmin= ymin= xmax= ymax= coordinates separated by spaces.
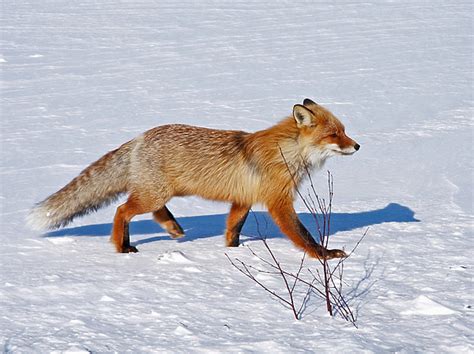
xmin=28 ymin=99 xmax=359 ymax=259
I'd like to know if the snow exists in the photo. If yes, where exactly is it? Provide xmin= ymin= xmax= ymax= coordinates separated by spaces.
xmin=1 ymin=0 xmax=473 ymax=352
xmin=400 ymin=296 xmax=457 ymax=316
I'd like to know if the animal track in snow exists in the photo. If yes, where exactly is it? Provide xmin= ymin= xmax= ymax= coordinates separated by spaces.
xmin=157 ymin=250 xmax=194 ymax=264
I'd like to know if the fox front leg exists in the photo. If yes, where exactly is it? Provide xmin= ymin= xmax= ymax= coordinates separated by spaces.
xmin=267 ymin=200 xmax=346 ymax=259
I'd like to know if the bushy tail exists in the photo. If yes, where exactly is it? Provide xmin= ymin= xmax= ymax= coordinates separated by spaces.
xmin=27 ymin=140 xmax=135 ymax=230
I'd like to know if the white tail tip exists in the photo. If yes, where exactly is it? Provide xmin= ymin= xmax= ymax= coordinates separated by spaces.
xmin=26 ymin=205 xmax=53 ymax=231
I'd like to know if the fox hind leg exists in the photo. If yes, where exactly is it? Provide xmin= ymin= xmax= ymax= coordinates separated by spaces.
xmin=225 ymin=203 xmax=251 ymax=247
xmin=111 ymin=194 xmax=168 ymax=253
xmin=121 ymin=221 xmax=137 ymax=253
xmin=111 ymin=199 xmax=141 ymax=253
xmin=153 ymin=206 xmax=185 ymax=239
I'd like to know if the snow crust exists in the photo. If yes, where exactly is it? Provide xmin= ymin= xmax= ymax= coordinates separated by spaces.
xmin=1 ymin=1 xmax=472 ymax=352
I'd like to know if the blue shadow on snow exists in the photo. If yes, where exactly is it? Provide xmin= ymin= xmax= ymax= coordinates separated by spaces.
xmin=44 ymin=203 xmax=419 ymax=245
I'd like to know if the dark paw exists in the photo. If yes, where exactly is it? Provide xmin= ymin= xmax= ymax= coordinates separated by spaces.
xmin=226 ymin=239 xmax=240 ymax=247
xmin=168 ymin=223 xmax=185 ymax=239
xmin=121 ymin=245 xmax=139 ymax=253
xmin=327 ymin=248 xmax=347 ymax=259
xmin=169 ymin=230 xmax=185 ymax=239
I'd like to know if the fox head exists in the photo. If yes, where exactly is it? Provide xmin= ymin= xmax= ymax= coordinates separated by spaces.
xmin=293 ymin=98 xmax=360 ymax=167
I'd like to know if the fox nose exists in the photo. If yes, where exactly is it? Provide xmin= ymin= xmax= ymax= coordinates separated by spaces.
xmin=354 ymin=143 xmax=360 ymax=151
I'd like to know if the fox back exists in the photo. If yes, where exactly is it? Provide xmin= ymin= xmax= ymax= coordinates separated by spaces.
xmin=127 ymin=100 xmax=359 ymax=208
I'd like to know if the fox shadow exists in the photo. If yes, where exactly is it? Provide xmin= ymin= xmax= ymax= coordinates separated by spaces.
xmin=45 ymin=203 xmax=419 ymax=245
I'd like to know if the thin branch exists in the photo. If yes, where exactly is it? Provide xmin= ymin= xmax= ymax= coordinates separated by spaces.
xmin=261 ymin=238 xmax=299 ymax=319
xmin=225 ymin=254 xmax=293 ymax=309
xmin=226 ymin=151 xmax=366 ymax=326
xmin=291 ymin=252 xmax=306 ymax=294
xmin=330 ymin=227 xmax=369 ymax=279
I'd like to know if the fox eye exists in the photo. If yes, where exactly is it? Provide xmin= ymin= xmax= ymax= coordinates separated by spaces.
xmin=330 ymin=133 xmax=338 ymax=138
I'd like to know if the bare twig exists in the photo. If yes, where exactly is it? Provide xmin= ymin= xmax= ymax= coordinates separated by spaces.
xmin=226 ymin=150 xmax=367 ymax=325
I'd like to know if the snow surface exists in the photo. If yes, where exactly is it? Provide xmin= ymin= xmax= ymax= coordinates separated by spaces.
xmin=1 ymin=0 xmax=473 ymax=352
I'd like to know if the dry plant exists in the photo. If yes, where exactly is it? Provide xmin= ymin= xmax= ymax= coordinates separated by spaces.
xmin=226 ymin=169 xmax=368 ymax=326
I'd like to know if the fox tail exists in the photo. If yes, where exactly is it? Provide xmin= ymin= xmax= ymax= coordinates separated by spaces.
xmin=27 ymin=140 xmax=134 ymax=230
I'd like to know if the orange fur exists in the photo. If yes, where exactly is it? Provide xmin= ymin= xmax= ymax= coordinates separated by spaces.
xmin=225 ymin=203 xmax=251 ymax=247
xmin=28 ymin=99 xmax=359 ymax=259
xmin=153 ymin=207 xmax=185 ymax=238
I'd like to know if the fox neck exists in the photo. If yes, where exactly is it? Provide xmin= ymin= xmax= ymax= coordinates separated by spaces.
xmin=303 ymin=146 xmax=331 ymax=170
xmin=279 ymin=139 xmax=330 ymax=181
xmin=248 ymin=117 xmax=330 ymax=186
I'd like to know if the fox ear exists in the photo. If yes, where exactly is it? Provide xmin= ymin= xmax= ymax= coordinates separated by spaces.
xmin=303 ymin=98 xmax=319 ymax=111
xmin=293 ymin=104 xmax=315 ymax=127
